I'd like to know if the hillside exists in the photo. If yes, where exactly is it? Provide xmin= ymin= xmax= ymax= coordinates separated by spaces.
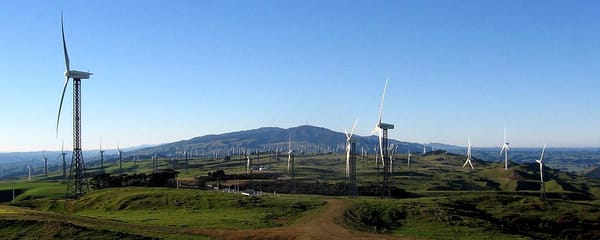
xmin=2 ymin=149 xmax=600 ymax=239
xmin=129 ymin=125 xmax=427 ymax=157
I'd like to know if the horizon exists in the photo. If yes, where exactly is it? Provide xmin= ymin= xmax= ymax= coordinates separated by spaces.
xmin=2 ymin=124 xmax=599 ymax=154
xmin=2 ymin=1 xmax=599 ymax=152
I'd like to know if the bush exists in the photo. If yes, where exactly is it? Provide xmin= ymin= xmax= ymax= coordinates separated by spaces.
xmin=344 ymin=202 xmax=405 ymax=233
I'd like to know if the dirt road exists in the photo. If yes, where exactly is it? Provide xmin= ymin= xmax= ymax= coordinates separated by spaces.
xmin=195 ymin=198 xmax=403 ymax=240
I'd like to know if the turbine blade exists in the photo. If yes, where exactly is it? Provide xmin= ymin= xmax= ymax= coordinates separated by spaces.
xmin=344 ymin=128 xmax=349 ymax=140
xmin=55 ymin=76 xmax=70 ymax=137
xmin=377 ymin=78 xmax=389 ymax=125
xmin=350 ymin=118 xmax=359 ymax=138
xmin=540 ymin=144 xmax=546 ymax=162
xmin=61 ymin=13 xmax=70 ymax=73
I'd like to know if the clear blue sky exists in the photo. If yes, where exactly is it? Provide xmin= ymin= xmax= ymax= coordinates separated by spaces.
xmin=1 ymin=0 xmax=599 ymax=152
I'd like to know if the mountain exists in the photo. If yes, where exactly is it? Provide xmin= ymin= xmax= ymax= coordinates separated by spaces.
xmin=130 ymin=125 xmax=426 ymax=157
xmin=584 ymin=167 xmax=600 ymax=179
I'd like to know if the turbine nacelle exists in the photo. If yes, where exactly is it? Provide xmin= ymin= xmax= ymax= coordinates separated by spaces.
xmin=66 ymin=70 xmax=93 ymax=79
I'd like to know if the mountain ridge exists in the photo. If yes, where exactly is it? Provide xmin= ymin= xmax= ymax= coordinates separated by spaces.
xmin=131 ymin=125 xmax=428 ymax=156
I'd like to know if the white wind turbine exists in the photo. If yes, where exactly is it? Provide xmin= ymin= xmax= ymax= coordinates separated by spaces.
xmin=42 ymin=151 xmax=48 ymax=178
xmin=27 ymin=159 xmax=31 ymax=182
xmin=117 ymin=145 xmax=123 ymax=171
xmin=57 ymin=13 xmax=93 ymax=198
xmin=500 ymin=128 xmax=510 ymax=170
xmin=536 ymin=144 xmax=547 ymax=200
xmin=58 ymin=141 xmax=68 ymax=179
xmin=371 ymin=78 xmax=394 ymax=197
xmin=287 ymin=138 xmax=294 ymax=174
xmin=407 ymin=150 xmax=412 ymax=178
xmin=372 ymin=78 xmax=389 ymax=165
xmin=389 ymin=144 xmax=398 ymax=174
xmin=463 ymin=137 xmax=475 ymax=190
xmin=287 ymin=137 xmax=297 ymax=194
xmin=463 ymin=137 xmax=474 ymax=169
xmin=246 ymin=156 xmax=251 ymax=173
xmin=345 ymin=118 xmax=359 ymax=178
xmin=99 ymin=142 xmax=105 ymax=168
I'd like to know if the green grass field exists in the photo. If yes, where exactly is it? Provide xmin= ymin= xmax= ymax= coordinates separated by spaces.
xmin=1 ymin=152 xmax=599 ymax=239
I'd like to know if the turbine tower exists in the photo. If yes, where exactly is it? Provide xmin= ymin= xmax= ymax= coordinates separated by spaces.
xmin=287 ymin=138 xmax=296 ymax=194
xmin=389 ymin=144 xmax=397 ymax=174
xmin=246 ymin=156 xmax=251 ymax=173
xmin=500 ymin=128 xmax=510 ymax=170
xmin=152 ymin=153 xmax=158 ymax=173
xmin=117 ymin=145 xmax=123 ymax=172
xmin=59 ymin=142 xmax=67 ymax=180
xmin=57 ymin=14 xmax=93 ymax=199
xmin=345 ymin=119 xmax=359 ymax=178
xmin=407 ymin=150 xmax=412 ymax=179
xmin=287 ymin=138 xmax=293 ymax=173
xmin=372 ymin=78 xmax=394 ymax=197
xmin=345 ymin=118 xmax=359 ymax=198
xmin=536 ymin=144 xmax=547 ymax=200
xmin=99 ymin=143 xmax=105 ymax=169
xmin=27 ymin=159 xmax=31 ymax=182
xmin=42 ymin=152 xmax=48 ymax=178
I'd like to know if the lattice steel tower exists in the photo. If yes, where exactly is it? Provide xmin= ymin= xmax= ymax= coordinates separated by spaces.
xmin=348 ymin=140 xmax=358 ymax=198
xmin=66 ymin=78 xmax=88 ymax=198
xmin=380 ymin=124 xmax=394 ymax=198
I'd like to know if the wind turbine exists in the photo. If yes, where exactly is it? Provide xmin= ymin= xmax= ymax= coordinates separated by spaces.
xmin=42 ymin=152 xmax=48 ymax=178
xmin=536 ymin=144 xmax=547 ymax=200
xmin=389 ymin=144 xmax=398 ymax=174
xmin=287 ymin=137 xmax=296 ymax=194
xmin=287 ymin=138 xmax=294 ymax=174
xmin=463 ymin=137 xmax=474 ymax=169
xmin=246 ymin=156 xmax=251 ymax=173
xmin=57 ymin=13 xmax=93 ymax=198
xmin=500 ymin=128 xmax=510 ymax=170
xmin=407 ymin=150 xmax=412 ymax=179
xmin=463 ymin=137 xmax=474 ymax=190
xmin=58 ymin=141 xmax=68 ymax=180
xmin=372 ymin=78 xmax=394 ymax=197
xmin=117 ymin=145 xmax=123 ymax=172
xmin=27 ymin=159 xmax=31 ymax=182
xmin=345 ymin=118 xmax=359 ymax=198
xmin=152 ymin=153 xmax=158 ymax=173
xmin=99 ymin=142 xmax=105 ymax=169
xmin=345 ymin=118 xmax=359 ymax=178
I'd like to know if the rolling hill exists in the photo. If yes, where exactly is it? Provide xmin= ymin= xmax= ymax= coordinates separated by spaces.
xmin=129 ymin=125 xmax=429 ymax=157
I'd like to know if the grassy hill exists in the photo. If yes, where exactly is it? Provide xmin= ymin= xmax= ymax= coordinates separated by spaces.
xmin=1 ymin=150 xmax=600 ymax=239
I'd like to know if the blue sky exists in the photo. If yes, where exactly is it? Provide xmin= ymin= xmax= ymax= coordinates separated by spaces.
xmin=1 ymin=0 xmax=599 ymax=152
